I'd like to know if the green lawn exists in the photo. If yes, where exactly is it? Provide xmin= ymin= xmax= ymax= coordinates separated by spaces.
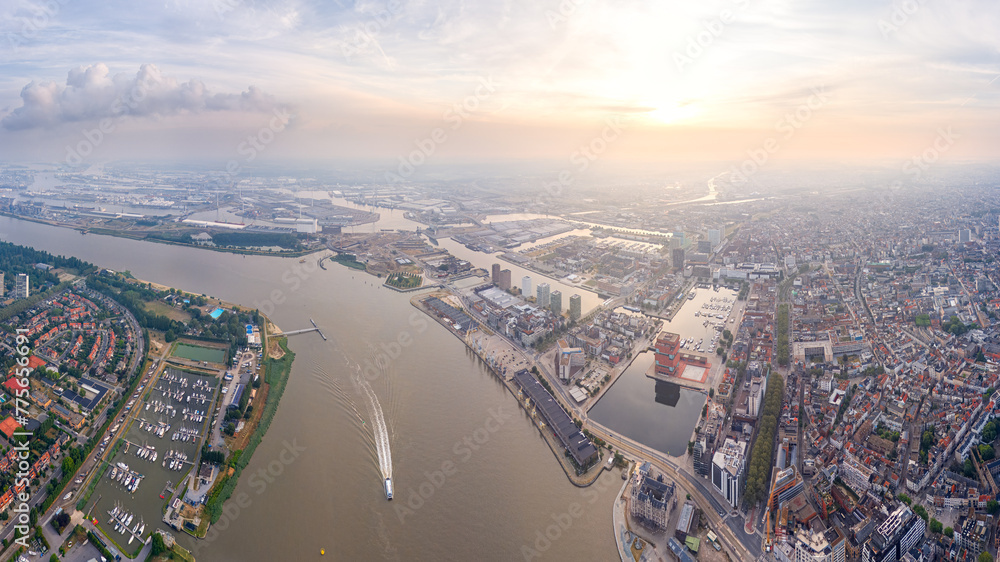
xmin=386 ymin=273 xmax=422 ymax=289
xmin=172 ymin=343 xmax=227 ymax=363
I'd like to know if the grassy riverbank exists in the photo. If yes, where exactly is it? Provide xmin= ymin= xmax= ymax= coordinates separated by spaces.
xmin=0 ymin=212 xmax=321 ymax=257
xmin=203 ymin=336 xmax=295 ymax=524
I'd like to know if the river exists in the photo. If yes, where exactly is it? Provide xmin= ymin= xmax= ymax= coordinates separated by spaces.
xmin=188 ymin=197 xmax=607 ymax=316
xmin=0 ymin=215 xmax=626 ymax=561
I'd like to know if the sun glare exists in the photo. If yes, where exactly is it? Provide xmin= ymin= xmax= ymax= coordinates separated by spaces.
xmin=645 ymin=102 xmax=699 ymax=124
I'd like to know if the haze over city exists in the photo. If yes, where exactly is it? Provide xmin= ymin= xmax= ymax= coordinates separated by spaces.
xmin=2 ymin=0 xmax=1000 ymax=167
xmin=2 ymin=2 xmax=1000 ymax=562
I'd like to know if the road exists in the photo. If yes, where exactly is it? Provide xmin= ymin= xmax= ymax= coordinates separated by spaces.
xmin=0 ymin=287 xmax=149 ymax=561
xmin=950 ymin=262 xmax=991 ymax=329
xmin=85 ymin=286 xmax=146 ymax=383
xmin=43 ymin=347 xmax=172 ymax=541
xmin=588 ymin=419 xmax=763 ymax=561
xmin=0 ymin=466 xmax=63 ymax=547
xmin=442 ymin=280 xmax=761 ymax=561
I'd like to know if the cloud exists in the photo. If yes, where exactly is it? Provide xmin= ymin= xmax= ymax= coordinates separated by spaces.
xmin=1 ymin=63 xmax=284 ymax=130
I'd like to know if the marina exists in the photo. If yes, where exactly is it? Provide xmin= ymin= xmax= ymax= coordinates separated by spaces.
xmin=590 ymin=287 xmax=738 ymax=456
xmin=82 ymin=365 xmax=219 ymax=555
xmin=105 ymin=462 xmax=145 ymax=494
xmin=106 ymin=503 xmax=146 ymax=545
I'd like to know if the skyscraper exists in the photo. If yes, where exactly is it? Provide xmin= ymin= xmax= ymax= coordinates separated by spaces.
xmin=862 ymin=505 xmax=925 ymax=562
xmin=522 ymin=275 xmax=532 ymax=299
xmin=491 ymin=263 xmax=501 ymax=284
xmin=569 ymin=294 xmax=581 ymax=320
xmin=536 ymin=283 xmax=551 ymax=308
xmin=498 ymin=269 xmax=512 ymax=290
xmin=15 ymin=273 xmax=28 ymax=299
xmin=550 ymin=290 xmax=563 ymax=315
xmin=692 ymin=437 xmax=709 ymax=476
xmin=672 ymin=248 xmax=685 ymax=271
xmin=959 ymin=229 xmax=971 ymax=243
xmin=0 ymin=272 xmax=4 ymax=297
xmin=708 ymin=228 xmax=721 ymax=247
xmin=711 ymin=437 xmax=746 ymax=509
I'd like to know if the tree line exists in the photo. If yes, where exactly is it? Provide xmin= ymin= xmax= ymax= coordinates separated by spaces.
xmin=742 ymin=372 xmax=785 ymax=507
xmin=776 ymin=304 xmax=790 ymax=367
xmin=87 ymin=273 xmax=186 ymax=334
xmin=210 ymin=231 xmax=301 ymax=250
xmin=0 ymin=240 xmax=94 ymax=293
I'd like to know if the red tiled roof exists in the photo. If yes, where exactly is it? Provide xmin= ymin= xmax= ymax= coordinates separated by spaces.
xmin=2 ymin=378 xmax=27 ymax=395
xmin=0 ymin=417 xmax=21 ymax=440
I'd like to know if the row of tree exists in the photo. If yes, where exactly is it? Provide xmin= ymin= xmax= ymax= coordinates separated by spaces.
xmin=775 ymin=304 xmax=789 ymax=367
xmin=210 ymin=231 xmax=301 ymax=250
xmin=742 ymin=373 xmax=785 ymax=507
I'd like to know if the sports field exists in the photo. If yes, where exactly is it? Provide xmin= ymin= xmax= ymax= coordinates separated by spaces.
xmin=173 ymin=343 xmax=227 ymax=363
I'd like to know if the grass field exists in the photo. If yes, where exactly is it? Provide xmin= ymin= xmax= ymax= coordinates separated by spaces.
xmin=144 ymin=300 xmax=192 ymax=323
xmin=172 ymin=343 xmax=227 ymax=363
xmin=385 ymin=272 xmax=422 ymax=289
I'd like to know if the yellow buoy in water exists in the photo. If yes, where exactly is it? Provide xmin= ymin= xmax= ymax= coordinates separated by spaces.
xmin=321 ymin=549 xmax=325 ymax=555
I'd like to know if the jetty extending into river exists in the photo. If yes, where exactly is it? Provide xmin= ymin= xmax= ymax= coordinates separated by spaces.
xmin=270 ymin=318 xmax=327 ymax=340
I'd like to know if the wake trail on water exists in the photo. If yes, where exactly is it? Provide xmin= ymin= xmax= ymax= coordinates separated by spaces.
xmin=367 ymin=344 xmax=399 ymax=438
xmin=310 ymin=357 xmax=382 ymax=471
xmin=318 ymin=332 xmax=394 ymax=484
xmin=353 ymin=367 xmax=392 ymax=481
xmin=310 ymin=361 xmax=364 ymax=425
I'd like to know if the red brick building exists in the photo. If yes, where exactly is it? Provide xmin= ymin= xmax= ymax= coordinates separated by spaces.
xmin=654 ymin=332 xmax=682 ymax=377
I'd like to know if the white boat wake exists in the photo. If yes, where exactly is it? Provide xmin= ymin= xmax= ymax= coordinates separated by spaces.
xmin=355 ymin=372 xmax=392 ymax=482
xmin=328 ymin=336 xmax=394 ymax=497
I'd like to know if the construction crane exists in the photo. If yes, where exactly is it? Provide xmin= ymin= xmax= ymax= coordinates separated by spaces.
xmin=763 ymin=506 xmax=772 ymax=553
xmin=763 ymin=466 xmax=781 ymax=553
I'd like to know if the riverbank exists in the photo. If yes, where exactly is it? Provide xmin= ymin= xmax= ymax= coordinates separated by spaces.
xmin=411 ymin=292 xmax=607 ymax=487
xmin=0 ymin=211 xmax=323 ymax=258
xmin=132 ymin=276 xmax=251 ymax=317
xmin=383 ymin=278 xmax=440 ymax=293
xmin=0 ymin=210 xmax=621 ymax=561
xmin=202 ymin=326 xmax=294 ymax=523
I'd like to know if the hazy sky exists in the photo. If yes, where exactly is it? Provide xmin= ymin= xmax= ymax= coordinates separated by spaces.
xmin=2 ymin=0 xmax=1000 ymax=170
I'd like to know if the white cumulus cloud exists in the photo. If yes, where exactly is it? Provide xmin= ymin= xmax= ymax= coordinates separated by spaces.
xmin=2 ymin=63 xmax=284 ymax=130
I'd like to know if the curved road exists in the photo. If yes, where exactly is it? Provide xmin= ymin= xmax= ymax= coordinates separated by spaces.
xmin=585 ymin=419 xmax=763 ymax=561
xmin=445 ymin=282 xmax=762 ymax=561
